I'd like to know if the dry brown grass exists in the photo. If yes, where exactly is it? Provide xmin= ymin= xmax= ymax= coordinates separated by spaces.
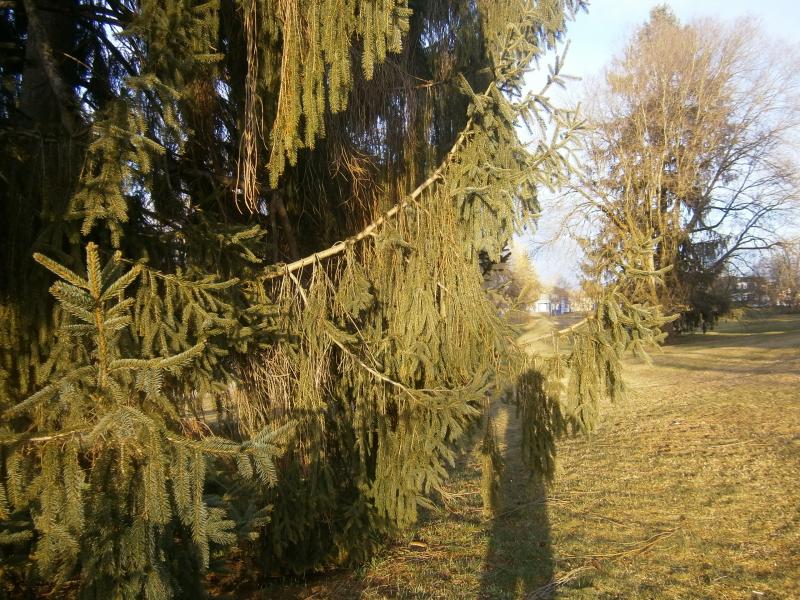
xmin=261 ymin=312 xmax=800 ymax=599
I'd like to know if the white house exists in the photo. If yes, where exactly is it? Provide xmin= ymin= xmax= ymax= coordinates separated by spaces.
xmin=533 ymin=294 xmax=551 ymax=314
xmin=532 ymin=292 xmax=571 ymax=315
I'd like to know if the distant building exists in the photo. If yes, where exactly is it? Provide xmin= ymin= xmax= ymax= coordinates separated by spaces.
xmin=728 ymin=275 xmax=769 ymax=306
xmin=533 ymin=294 xmax=551 ymax=314
xmin=531 ymin=291 xmax=571 ymax=315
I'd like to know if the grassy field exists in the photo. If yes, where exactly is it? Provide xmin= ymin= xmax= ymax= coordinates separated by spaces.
xmin=265 ymin=313 xmax=800 ymax=599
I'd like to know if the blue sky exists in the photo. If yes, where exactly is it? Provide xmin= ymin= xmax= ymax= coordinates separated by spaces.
xmin=526 ymin=1 xmax=800 ymax=286
xmin=564 ymin=0 xmax=799 ymax=79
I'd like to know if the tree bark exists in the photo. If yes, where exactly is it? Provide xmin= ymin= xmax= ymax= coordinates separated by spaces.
xmin=20 ymin=0 xmax=81 ymax=133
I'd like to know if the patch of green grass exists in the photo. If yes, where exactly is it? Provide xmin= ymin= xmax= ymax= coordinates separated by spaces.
xmin=262 ymin=314 xmax=800 ymax=599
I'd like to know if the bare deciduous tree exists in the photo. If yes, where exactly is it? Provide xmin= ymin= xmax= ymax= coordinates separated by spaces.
xmin=575 ymin=6 xmax=800 ymax=319
xmin=756 ymin=241 xmax=800 ymax=310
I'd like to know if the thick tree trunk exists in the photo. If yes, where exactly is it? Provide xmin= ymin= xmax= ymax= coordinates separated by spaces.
xmin=1 ymin=1 xmax=81 ymax=307
xmin=19 ymin=0 xmax=80 ymax=132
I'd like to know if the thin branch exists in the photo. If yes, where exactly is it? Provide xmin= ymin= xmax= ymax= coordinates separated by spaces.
xmin=528 ymin=317 xmax=590 ymax=343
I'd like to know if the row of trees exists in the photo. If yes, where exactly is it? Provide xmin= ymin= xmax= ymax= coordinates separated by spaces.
xmin=753 ymin=242 xmax=800 ymax=310
xmin=573 ymin=6 xmax=799 ymax=327
xmin=0 ymin=1 xmax=670 ymax=597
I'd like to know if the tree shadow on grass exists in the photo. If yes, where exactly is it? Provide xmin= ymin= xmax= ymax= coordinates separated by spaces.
xmin=478 ymin=403 xmax=555 ymax=599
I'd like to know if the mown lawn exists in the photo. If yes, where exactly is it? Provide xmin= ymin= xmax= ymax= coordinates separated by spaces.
xmin=264 ymin=313 xmax=800 ymax=599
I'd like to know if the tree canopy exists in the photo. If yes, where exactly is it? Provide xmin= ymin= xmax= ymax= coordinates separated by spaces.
xmin=575 ymin=6 xmax=800 ymax=325
xmin=0 ymin=1 xmax=667 ymax=596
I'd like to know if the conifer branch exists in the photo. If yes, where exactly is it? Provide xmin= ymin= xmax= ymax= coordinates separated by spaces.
xmin=263 ymin=101 xmax=484 ymax=279
xmin=286 ymin=270 xmax=420 ymax=401
xmin=529 ymin=317 xmax=590 ymax=343
xmin=8 ymin=428 xmax=89 ymax=444
xmin=263 ymin=51 xmax=579 ymax=281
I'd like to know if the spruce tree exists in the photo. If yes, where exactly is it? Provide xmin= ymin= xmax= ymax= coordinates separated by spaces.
xmin=1 ymin=1 xmax=668 ymax=596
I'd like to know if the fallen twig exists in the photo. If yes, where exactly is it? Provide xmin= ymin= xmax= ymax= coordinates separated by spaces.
xmin=528 ymin=528 xmax=680 ymax=599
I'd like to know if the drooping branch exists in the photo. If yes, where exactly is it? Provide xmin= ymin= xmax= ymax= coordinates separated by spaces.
xmin=263 ymin=107 xmax=481 ymax=279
